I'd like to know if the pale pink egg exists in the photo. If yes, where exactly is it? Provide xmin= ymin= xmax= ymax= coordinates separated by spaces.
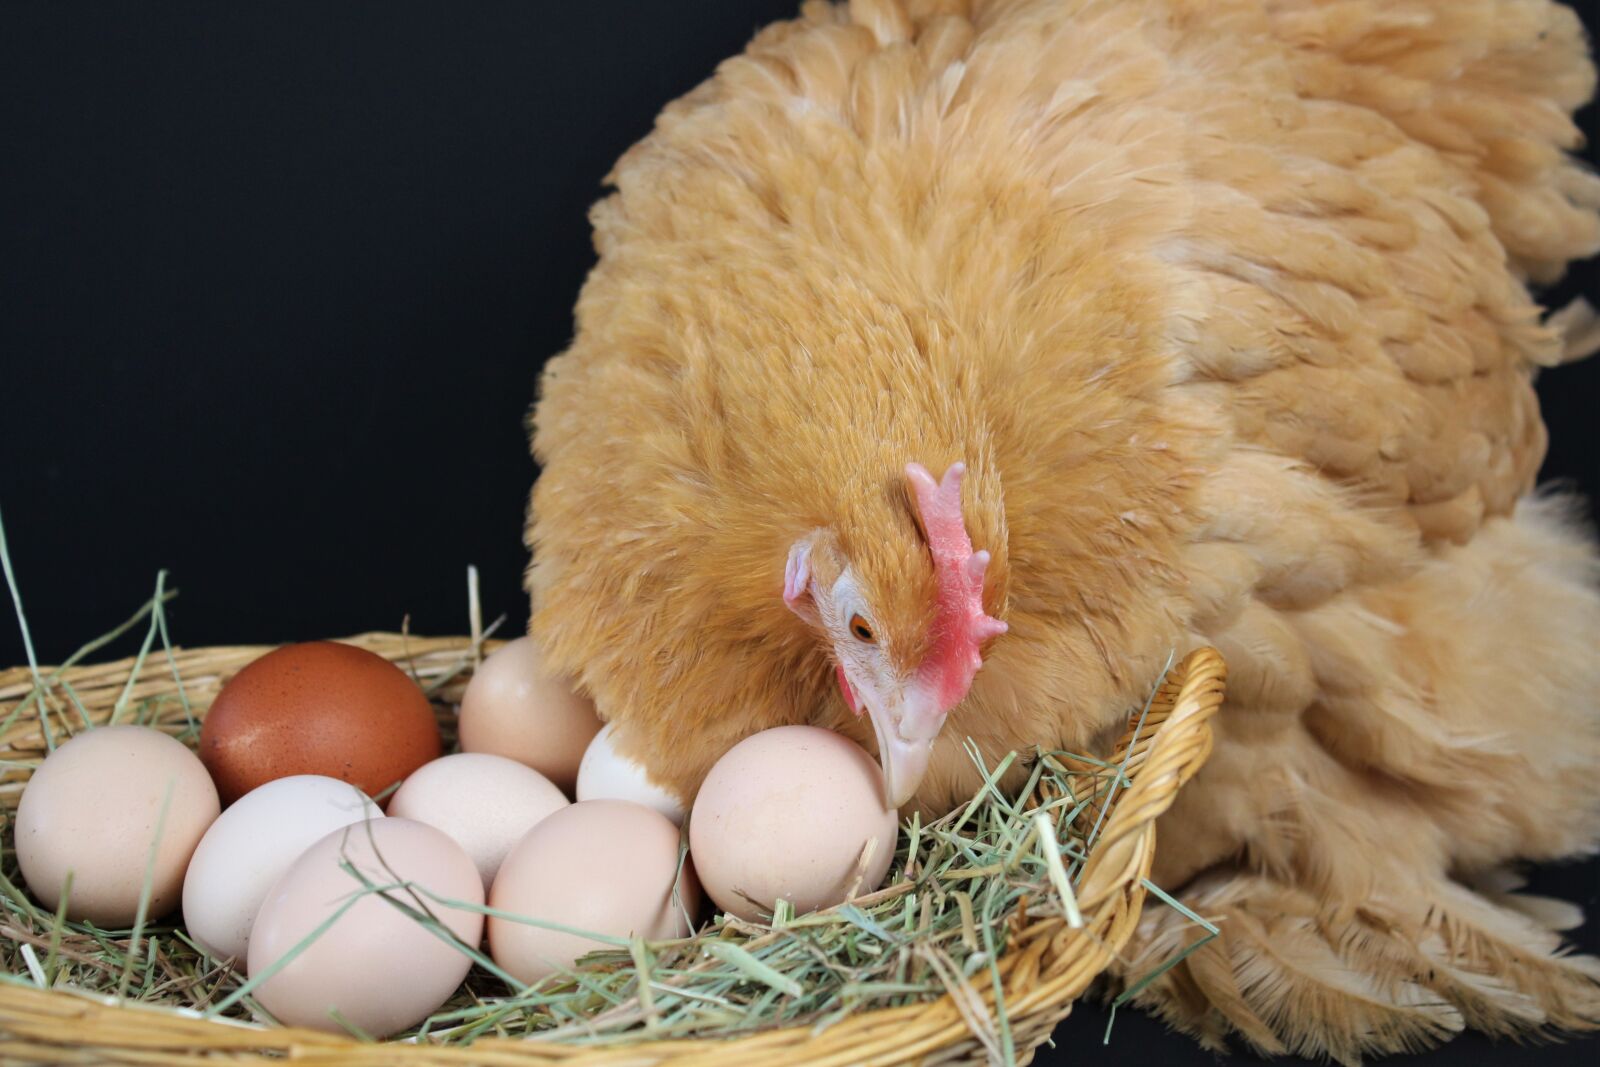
xmin=488 ymin=800 xmax=696 ymax=985
xmin=689 ymin=726 xmax=897 ymax=920
xmin=458 ymin=637 xmax=600 ymax=793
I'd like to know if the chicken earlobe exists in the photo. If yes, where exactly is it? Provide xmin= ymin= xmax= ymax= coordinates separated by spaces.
xmin=782 ymin=535 xmax=821 ymax=628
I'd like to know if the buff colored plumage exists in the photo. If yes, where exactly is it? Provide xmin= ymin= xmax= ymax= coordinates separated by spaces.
xmin=527 ymin=0 xmax=1600 ymax=1058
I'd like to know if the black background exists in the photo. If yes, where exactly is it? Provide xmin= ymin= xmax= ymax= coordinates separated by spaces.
xmin=1 ymin=3 xmax=1596 ymax=1064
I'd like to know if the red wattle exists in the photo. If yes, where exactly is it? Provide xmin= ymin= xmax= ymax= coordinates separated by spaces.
xmin=836 ymin=662 xmax=862 ymax=714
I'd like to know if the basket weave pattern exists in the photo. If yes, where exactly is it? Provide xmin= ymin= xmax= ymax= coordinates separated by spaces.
xmin=0 ymin=638 xmax=1225 ymax=1065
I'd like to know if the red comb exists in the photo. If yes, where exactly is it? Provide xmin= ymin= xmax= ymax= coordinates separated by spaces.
xmin=906 ymin=462 xmax=1007 ymax=704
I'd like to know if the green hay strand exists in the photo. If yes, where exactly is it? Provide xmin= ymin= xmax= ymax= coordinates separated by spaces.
xmin=109 ymin=570 xmax=170 ymax=726
xmin=116 ymin=778 xmax=176 ymax=998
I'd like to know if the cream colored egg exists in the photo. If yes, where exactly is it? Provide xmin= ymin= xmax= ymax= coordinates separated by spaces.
xmin=247 ymin=818 xmax=483 ymax=1038
xmin=488 ymin=800 xmax=696 ymax=985
xmin=458 ymin=637 xmax=601 ymax=792
xmin=182 ymin=775 xmax=382 ymax=963
xmin=389 ymin=753 xmax=568 ymax=888
xmin=689 ymin=726 xmax=898 ymax=921
xmin=575 ymin=724 xmax=685 ymax=825
xmin=15 ymin=725 xmax=220 ymax=926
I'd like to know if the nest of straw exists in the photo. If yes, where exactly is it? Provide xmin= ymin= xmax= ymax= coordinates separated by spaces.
xmin=0 ymin=572 xmax=1225 ymax=1066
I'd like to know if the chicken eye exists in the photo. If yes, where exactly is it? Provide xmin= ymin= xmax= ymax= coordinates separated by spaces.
xmin=848 ymin=614 xmax=876 ymax=643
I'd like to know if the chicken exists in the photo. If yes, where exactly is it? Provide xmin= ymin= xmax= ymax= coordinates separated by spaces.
xmin=526 ymin=0 xmax=1600 ymax=1057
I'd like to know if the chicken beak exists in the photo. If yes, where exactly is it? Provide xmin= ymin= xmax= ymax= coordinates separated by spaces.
xmin=863 ymin=683 xmax=944 ymax=810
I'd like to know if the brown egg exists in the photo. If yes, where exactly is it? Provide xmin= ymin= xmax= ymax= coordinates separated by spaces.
xmin=200 ymin=641 xmax=441 ymax=806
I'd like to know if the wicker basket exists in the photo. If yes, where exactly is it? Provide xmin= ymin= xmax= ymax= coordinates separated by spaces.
xmin=0 ymin=637 xmax=1225 ymax=1065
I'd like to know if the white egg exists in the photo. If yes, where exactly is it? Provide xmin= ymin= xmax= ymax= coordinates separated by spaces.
xmin=389 ymin=753 xmax=568 ymax=888
xmin=575 ymin=723 xmax=685 ymax=825
xmin=182 ymin=775 xmax=381 ymax=963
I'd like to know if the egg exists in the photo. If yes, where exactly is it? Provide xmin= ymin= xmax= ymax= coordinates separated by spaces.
xmin=389 ymin=753 xmax=568 ymax=888
xmin=488 ymin=799 xmax=696 ymax=985
xmin=575 ymin=723 xmax=685 ymax=825
xmin=199 ymin=641 xmax=441 ymax=806
xmin=182 ymin=775 xmax=382 ymax=963
xmin=247 ymin=818 xmax=483 ymax=1037
xmin=458 ymin=636 xmax=600 ymax=792
xmin=15 ymin=725 xmax=220 ymax=926
xmin=689 ymin=726 xmax=898 ymax=921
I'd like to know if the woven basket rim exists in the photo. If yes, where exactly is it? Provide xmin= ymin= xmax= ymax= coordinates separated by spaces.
xmin=0 ymin=638 xmax=1225 ymax=1066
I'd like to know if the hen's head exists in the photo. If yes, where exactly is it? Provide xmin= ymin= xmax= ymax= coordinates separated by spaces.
xmin=783 ymin=461 xmax=1007 ymax=808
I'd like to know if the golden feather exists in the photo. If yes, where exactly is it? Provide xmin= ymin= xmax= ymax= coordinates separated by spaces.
xmin=528 ymin=0 xmax=1600 ymax=1054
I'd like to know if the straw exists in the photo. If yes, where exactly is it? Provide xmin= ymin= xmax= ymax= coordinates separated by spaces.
xmin=0 ymin=563 xmax=1227 ymax=1064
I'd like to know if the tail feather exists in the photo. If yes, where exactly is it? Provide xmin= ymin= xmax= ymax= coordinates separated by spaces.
xmin=1182 ymin=934 xmax=1287 ymax=1054
xmin=1223 ymin=902 xmax=1465 ymax=1064
xmin=1263 ymin=0 xmax=1600 ymax=283
xmin=1546 ymin=298 xmax=1600 ymax=364
xmin=1428 ymin=879 xmax=1600 ymax=1032
xmin=1120 ymin=870 xmax=1600 ymax=1062
xmin=1332 ymin=919 xmax=1550 ymax=1036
